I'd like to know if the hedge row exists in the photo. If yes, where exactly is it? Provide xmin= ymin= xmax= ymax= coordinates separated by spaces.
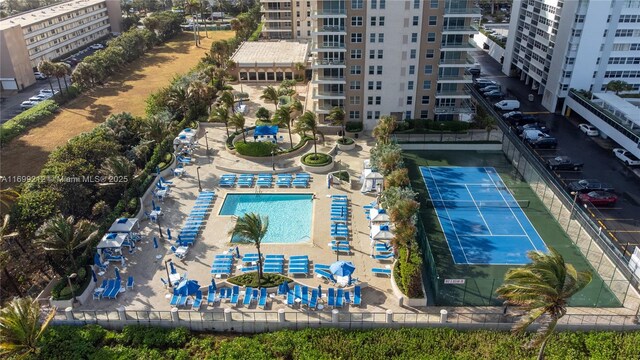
xmin=37 ymin=325 xmax=640 ymax=360
xmin=235 ymin=141 xmax=278 ymax=157
xmin=0 ymin=100 xmax=59 ymax=145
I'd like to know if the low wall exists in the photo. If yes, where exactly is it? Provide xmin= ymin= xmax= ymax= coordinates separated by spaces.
xmin=399 ymin=143 xmax=502 ymax=151
xmin=389 ymin=261 xmax=428 ymax=307
xmin=36 ymin=277 xmax=60 ymax=306
xmin=50 ymin=277 xmax=96 ymax=308
xmin=471 ymin=32 xmax=505 ymax=64
xmin=136 ymin=156 xmax=177 ymax=220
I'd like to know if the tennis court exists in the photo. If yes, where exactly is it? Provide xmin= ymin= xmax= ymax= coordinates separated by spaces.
xmin=420 ymin=166 xmax=547 ymax=265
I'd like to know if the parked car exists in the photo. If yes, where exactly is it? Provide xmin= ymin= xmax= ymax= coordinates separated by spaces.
xmin=480 ymin=85 xmax=501 ymax=93
xmin=20 ymin=100 xmax=38 ymax=110
xmin=485 ymin=92 xmax=506 ymax=101
xmin=502 ymin=111 xmax=521 ymax=119
xmin=515 ymin=123 xmax=550 ymax=135
xmin=578 ymin=191 xmax=618 ymax=207
xmin=28 ymin=94 xmax=48 ymax=102
xmin=468 ymin=67 xmax=481 ymax=76
xmin=612 ymin=148 xmax=640 ymax=166
xmin=494 ymin=100 xmax=520 ymax=111
xmin=475 ymin=79 xmax=498 ymax=88
xmin=547 ymin=156 xmax=583 ymax=171
xmin=90 ymin=43 xmax=104 ymax=50
xmin=33 ymin=72 xmax=47 ymax=80
xmin=528 ymin=136 xmax=558 ymax=149
xmin=40 ymin=89 xmax=58 ymax=96
xmin=504 ymin=113 xmax=538 ymax=126
xmin=578 ymin=123 xmax=599 ymax=137
xmin=567 ymin=179 xmax=614 ymax=193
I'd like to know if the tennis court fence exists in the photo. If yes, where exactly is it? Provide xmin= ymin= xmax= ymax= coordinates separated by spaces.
xmin=51 ymin=308 xmax=639 ymax=332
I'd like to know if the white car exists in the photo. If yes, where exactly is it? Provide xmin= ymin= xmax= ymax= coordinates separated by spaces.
xmin=28 ymin=95 xmax=48 ymax=102
xmin=34 ymin=72 xmax=47 ymax=80
xmin=90 ymin=43 xmax=104 ymax=50
xmin=20 ymin=100 xmax=38 ymax=110
xmin=39 ymin=89 xmax=58 ymax=96
xmin=613 ymin=148 xmax=640 ymax=166
xmin=578 ymin=123 xmax=599 ymax=136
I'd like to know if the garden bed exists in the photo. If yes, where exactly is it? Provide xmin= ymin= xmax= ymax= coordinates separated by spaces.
xmin=301 ymin=152 xmax=334 ymax=173
xmin=227 ymin=272 xmax=291 ymax=288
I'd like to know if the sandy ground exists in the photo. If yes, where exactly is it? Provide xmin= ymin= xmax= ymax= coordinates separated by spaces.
xmin=0 ymin=31 xmax=234 ymax=185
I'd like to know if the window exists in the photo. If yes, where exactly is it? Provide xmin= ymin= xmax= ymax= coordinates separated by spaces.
xmin=352 ymin=0 xmax=363 ymax=9
xmin=368 ymin=81 xmax=374 ymax=90
xmin=350 ymin=66 xmax=361 ymax=75
xmin=380 ymin=0 xmax=385 ymax=9
xmin=370 ymin=33 xmax=376 ymax=43
xmin=408 ymin=81 xmax=414 ymax=90
xmin=375 ymin=96 xmax=381 ymax=105
xmin=430 ymin=0 xmax=438 ymax=8
xmin=426 ymin=49 xmax=434 ymax=58
xmin=369 ymin=50 xmax=376 ymax=59
xmin=351 ymin=16 xmax=363 ymax=26
xmin=351 ymin=49 xmax=362 ymax=59
xmin=350 ymin=81 xmax=361 ymax=90
xmin=423 ymin=80 xmax=431 ymax=90
xmin=421 ymin=96 xmax=430 ymax=104
xmin=349 ymin=111 xmax=360 ymax=120
xmin=351 ymin=33 xmax=362 ymax=43
xmin=370 ymin=16 xmax=376 ymax=26
xmin=349 ymin=96 xmax=360 ymax=105
xmin=413 ymin=0 xmax=420 ymax=9
xmin=575 ymin=14 xmax=585 ymax=23
xmin=411 ymin=33 xmax=418 ymax=43
xmin=378 ymin=50 xmax=383 ymax=59
xmin=379 ymin=16 xmax=385 ymax=26
xmin=410 ymin=49 xmax=416 ymax=59
xmin=371 ymin=0 xmax=377 ymax=9
xmin=296 ymin=11 xmax=300 ymax=17
xmin=412 ymin=16 xmax=419 ymax=26
xmin=377 ymin=66 xmax=383 ymax=75
xmin=376 ymin=81 xmax=382 ymax=90
xmin=378 ymin=33 xmax=384 ymax=42
xmin=367 ymin=96 xmax=374 ymax=105
xmin=374 ymin=111 xmax=380 ymax=119
xmin=409 ymin=65 xmax=415 ymax=75
xmin=367 ymin=111 xmax=373 ymax=120
xmin=424 ymin=65 xmax=433 ymax=74
xmin=420 ymin=110 xmax=428 ymax=119
xmin=427 ymin=32 xmax=436 ymax=42
xmin=369 ymin=66 xmax=375 ymax=75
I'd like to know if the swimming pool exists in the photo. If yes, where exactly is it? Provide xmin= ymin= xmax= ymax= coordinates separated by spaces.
xmin=219 ymin=193 xmax=313 ymax=244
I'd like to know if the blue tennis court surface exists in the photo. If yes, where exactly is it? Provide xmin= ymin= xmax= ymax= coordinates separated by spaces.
xmin=420 ymin=166 xmax=547 ymax=265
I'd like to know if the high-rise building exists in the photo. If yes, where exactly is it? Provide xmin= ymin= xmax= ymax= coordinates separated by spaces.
xmin=0 ymin=0 xmax=122 ymax=90
xmin=502 ymin=0 xmax=640 ymax=112
xmin=260 ymin=0 xmax=480 ymax=129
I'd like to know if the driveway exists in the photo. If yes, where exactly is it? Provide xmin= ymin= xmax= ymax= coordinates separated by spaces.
xmin=471 ymin=49 xmax=640 ymax=258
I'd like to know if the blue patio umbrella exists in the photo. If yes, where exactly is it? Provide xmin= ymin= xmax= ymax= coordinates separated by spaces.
xmin=152 ymin=200 xmax=158 ymax=210
xmin=278 ymin=281 xmax=289 ymax=295
xmin=94 ymin=253 xmax=103 ymax=267
xmin=153 ymin=237 xmax=158 ymax=249
xmin=90 ymin=268 xmax=97 ymax=282
xmin=169 ymin=261 xmax=177 ymax=274
xmin=167 ymin=228 xmax=172 ymax=240
xmin=235 ymin=246 xmax=241 ymax=259
xmin=175 ymin=279 xmax=200 ymax=296
xmin=329 ymin=261 xmax=356 ymax=277
xmin=210 ymin=279 xmax=217 ymax=291
xmin=114 ymin=267 xmax=120 ymax=280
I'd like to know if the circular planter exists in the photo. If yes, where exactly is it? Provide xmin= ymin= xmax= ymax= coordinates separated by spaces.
xmin=300 ymin=153 xmax=334 ymax=174
xmin=336 ymin=137 xmax=356 ymax=151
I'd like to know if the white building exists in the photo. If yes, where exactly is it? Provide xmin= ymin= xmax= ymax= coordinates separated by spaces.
xmin=502 ymin=0 xmax=640 ymax=112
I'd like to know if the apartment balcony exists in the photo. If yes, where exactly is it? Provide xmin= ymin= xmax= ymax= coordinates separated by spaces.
xmin=312 ymin=74 xmax=346 ymax=85
xmin=262 ymin=25 xmax=292 ymax=32
xmin=262 ymin=6 xmax=292 ymax=12
xmin=262 ymin=15 xmax=292 ymax=22
xmin=312 ymin=90 xmax=346 ymax=100
xmin=434 ymin=102 xmax=475 ymax=115
xmin=435 ymin=89 xmax=471 ymax=99
xmin=312 ymin=25 xmax=346 ymax=36
xmin=440 ymin=39 xmax=476 ymax=51
xmin=437 ymin=74 xmax=473 ymax=83
xmin=310 ymin=42 xmax=346 ymax=52
xmin=442 ymin=25 xmax=479 ymax=35
xmin=314 ymin=103 xmax=339 ymax=114
xmin=311 ymin=59 xmax=346 ymax=69
xmin=311 ymin=9 xmax=347 ymax=18
xmin=439 ymin=56 xmax=475 ymax=67
xmin=443 ymin=6 xmax=482 ymax=17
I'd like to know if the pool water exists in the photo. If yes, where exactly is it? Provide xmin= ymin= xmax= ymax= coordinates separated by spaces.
xmin=219 ymin=194 xmax=313 ymax=244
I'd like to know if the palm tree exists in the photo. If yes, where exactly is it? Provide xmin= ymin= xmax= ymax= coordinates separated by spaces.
xmin=54 ymin=63 xmax=70 ymax=92
xmin=229 ymin=112 xmax=246 ymax=142
xmin=605 ymin=80 xmax=633 ymax=95
xmin=142 ymin=111 xmax=173 ymax=143
xmin=185 ymin=0 xmax=201 ymax=46
xmin=166 ymin=85 xmax=189 ymax=118
xmin=0 ymin=188 xmax=19 ymax=209
xmin=496 ymin=247 xmax=592 ymax=360
xmin=326 ymin=106 xmax=346 ymax=142
xmin=37 ymin=60 xmax=56 ymax=94
xmin=100 ymin=156 xmax=135 ymax=201
xmin=0 ymin=214 xmax=23 ymax=296
xmin=219 ymin=90 xmax=235 ymax=114
xmin=0 ymin=297 xmax=56 ymax=358
xmin=260 ymin=85 xmax=280 ymax=112
xmin=372 ymin=115 xmax=397 ymax=145
xmin=36 ymin=215 xmax=99 ymax=271
xmin=228 ymin=213 xmax=268 ymax=286
xmin=209 ymin=105 xmax=230 ymax=137
xmin=295 ymin=111 xmax=324 ymax=157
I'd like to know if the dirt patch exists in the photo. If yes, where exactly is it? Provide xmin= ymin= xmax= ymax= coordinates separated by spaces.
xmin=0 ymin=31 xmax=234 ymax=186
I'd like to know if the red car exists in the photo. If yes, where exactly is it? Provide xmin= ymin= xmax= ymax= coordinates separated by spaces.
xmin=578 ymin=191 xmax=618 ymax=206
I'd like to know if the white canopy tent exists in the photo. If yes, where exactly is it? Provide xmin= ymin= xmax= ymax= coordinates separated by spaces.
xmin=361 ymin=161 xmax=384 ymax=193
xmin=370 ymin=224 xmax=394 ymax=241
xmin=370 ymin=208 xmax=390 ymax=224
xmin=108 ymin=218 xmax=139 ymax=233
xmin=97 ymin=232 xmax=129 ymax=250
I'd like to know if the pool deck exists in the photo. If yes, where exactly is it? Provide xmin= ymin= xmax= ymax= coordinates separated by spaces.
xmin=80 ymin=124 xmax=410 ymax=314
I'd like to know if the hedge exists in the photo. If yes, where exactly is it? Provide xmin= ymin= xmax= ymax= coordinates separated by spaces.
xmin=302 ymin=152 xmax=332 ymax=166
xmin=337 ymin=137 xmax=355 ymax=145
xmin=0 ymin=100 xmax=59 ymax=145
xmin=37 ymin=326 xmax=640 ymax=360
xmin=235 ymin=141 xmax=278 ymax=157
xmin=394 ymin=119 xmax=471 ymax=134
xmin=228 ymin=272 xmax=290 ymax=288
xmin=345 ymin=121 xmax=363 ymax=132
xmin=51 ymin=266 xmax=91 ymax=300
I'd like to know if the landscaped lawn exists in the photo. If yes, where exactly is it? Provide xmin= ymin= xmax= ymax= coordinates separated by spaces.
xmin=0 ymin=31 xmax=234 ymax=185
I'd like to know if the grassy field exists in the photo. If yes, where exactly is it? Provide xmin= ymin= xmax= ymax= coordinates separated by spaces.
xmin=0 ymin=31 xmax=234 ymax=186
xmin=404 ymin=150 xmax=621 ymax=307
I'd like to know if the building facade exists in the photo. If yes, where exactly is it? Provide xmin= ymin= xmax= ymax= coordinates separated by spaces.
xmin=502 ymin=0 xmax=640 ymax=112
xmin=260 ymin=0 xmax=479 ymax=129
xmin=0 ymin=0 xmax=122 ymax=90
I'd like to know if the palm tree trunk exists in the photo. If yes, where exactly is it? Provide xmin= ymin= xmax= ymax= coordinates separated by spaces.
xmin=537 ymin=336 xmax=550 ymax=360
xmin=62 ymin=76 xmax=69 ymax=92
xmin=55 ymin=77 xmax=63 ymax=93
xmin=287 ymin=125 xmax=294 ymax=149
xmin=3 ymin=267 xmax=23 ymax=296
xmin=342 ymin=122 xmax=346 ymax=142
xmin=224 ymin=122 xmax=230 ymax=137
xmin=256 ymin=246 xmax=263 ymax=286
xmin=47 ymin=78 xmax=55 ymax=94
xmin=312 ymin=130 xmax=318 ymax=155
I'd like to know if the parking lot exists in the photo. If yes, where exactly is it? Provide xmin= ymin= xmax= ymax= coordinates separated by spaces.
xmin=0 ymin=44 xmax=101 ymax=123
xmin=471 ymin=49 xmax=640 ymax=258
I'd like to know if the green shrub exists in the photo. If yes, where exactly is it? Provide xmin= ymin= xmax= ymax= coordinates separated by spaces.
xmin=337 ymin=137 xmax=354 ymax=145
xmin=127 ymin=197 xmax=139 ymax=214
xmin=52 ymin=266 xmax=91 ymax=300
xmin=334 ymin=171 xmax=350 ymax=182
xmin=228 ymin=272 xmax=291 ymax=288
xmin=235 ymin=141 xmax=278 ymax=157
xmin=157 ymin=153 xmax=173 ymax=169
xmin=0 ymin=100 xmax=59 ymax=145
xmin=302 ymin=153 xmax=332 ymax=166
xmin=120 ymin=326 xmax=189 ymax=349
xmin=248 ymin=22 xmax=263 ymax=41
xmin=394 ymin=119 xmax=470 ymax=134
xmin=345 ymin=121 xmax=363 ymax=132
xmin=53 ymin=85 xmax=81 ymax=105
xmin=396 ymin=247 xmax=424 ymax=298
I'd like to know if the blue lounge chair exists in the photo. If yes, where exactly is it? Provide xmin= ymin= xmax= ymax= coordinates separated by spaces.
xmin=336 ymin=288 xmax=344 ymax=307
xmin=309 ymin=289 xmax=318 ymax=309
xmin=258 ymin=288 xmax=268 ymax=308
xmin=241 ymin=265 xmax=258 ymax=272
xmin=265 ymin=254 xmax=284 ymax=259
xmin=170 ymin=293 xmax=180 ymax=306
xmin=373 ymin=252 xmax=395 ymax=260
xmin=106 ymin=280 xmax=121 ymax=299
xmin=327 ymin=288 xmax=335 ymax=307
xmin=192 ymin=291 xmax=203 ymax=310
xmin=207 ymin=289 xmax=217 ymax=305
xmin=301 ymin=286 xmax=309 ymax=306
xmin=287 ymin=290 xmax=295 ymax=306
xmin=344 ymin=291 xmax=351 ymax=304
xmin=242 ymin=254 xmax=260 ymax=262
xmin=177 ymin=294 xmax=188 ymax=307
xmin=216 ymin=254 xmax=234 ymax=260
xmin=230 ymin=286 xmax=240 ymax=304
xmin=242 ymin=287 xmax=253 ymax=306
xmin=353 ymin=286 xmax=361 ymax=306
xmin=372 ymin=268 xmax=392 ymax=276
xmin=294 ymin=285 xmax=302 ymax=301
xmin=314 ymin=264 xmax=330 ymax=270
xmin=126 ymin=276 xmax=134 ymax=289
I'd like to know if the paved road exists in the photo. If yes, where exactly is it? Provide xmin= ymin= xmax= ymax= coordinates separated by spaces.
xmin=471 ymin=49 xmax=640 ymax=257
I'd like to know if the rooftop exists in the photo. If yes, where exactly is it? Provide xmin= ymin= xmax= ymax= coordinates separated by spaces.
xmin=0 ymin=0 xmax=105 ymax=31
xmin=231 ymin=41 xmax=309 ymax=66
xmin=592 ymin=92 xmax=640 ymax=127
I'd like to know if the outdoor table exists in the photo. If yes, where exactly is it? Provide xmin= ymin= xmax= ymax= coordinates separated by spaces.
xmin=169 ymin=273 xmax=182 ymax=285
xmin=317 ymin=304 xmax=325 ymax=310
xmin=175 ymin=247 xmax=187 ymax=257
xmin=174 ymin=167 xmax=185 ymax=176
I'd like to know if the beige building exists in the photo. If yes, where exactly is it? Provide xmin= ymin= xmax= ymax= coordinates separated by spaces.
xmin=0 ymin=0 xmax=122 ymax=90
xmin=231 ymin=41 xmax=308 ymax=82
xmin=259 ymin=0 xmax=480 ymax=128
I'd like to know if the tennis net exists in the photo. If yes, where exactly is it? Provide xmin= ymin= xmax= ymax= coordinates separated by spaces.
xmin=426 ymin=199 xmax=530 ymax=209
